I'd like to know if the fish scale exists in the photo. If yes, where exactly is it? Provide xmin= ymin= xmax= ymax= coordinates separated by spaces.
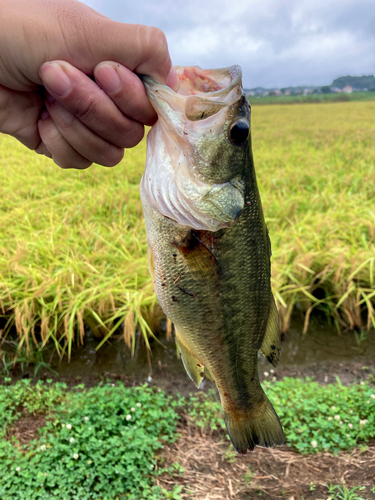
xmin=141 ymin=65 xmax=284 ymax=453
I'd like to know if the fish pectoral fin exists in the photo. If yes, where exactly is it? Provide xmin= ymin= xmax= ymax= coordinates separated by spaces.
xmin=259 ymin=294 xmax=281 ymax=367
xmin=176 ymin=331 xmax=204 ymax=389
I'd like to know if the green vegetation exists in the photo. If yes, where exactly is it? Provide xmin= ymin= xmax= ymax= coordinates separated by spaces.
xmin=249 ymin=91 xmax=375 ymax=105
xmin=0 ymin=100 xmax=374 ymax=355
xmin=0 ymin=380 xmax=181 ymax=499
xmin=327 ymin=483 xmax=368 ymax=500
xmin=1 ymin=378 xmax=374 ymax=498
xmin=181 ymin=378 xmax=375 ymax=455
xmin=264 ymin=377 xmax=375 ymax=454
xmin=331 ymin=75 xmax=375 ymax=90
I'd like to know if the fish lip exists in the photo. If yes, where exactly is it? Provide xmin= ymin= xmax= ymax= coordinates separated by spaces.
xmin=140 ymin=65 xmax=242 ymax=100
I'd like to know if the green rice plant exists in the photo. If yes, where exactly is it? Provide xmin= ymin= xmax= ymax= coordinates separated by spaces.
xmin=0 ymin=100 xmax=374 ymax=357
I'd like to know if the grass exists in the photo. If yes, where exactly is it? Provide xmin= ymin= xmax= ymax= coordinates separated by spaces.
xmin=182 ymin=377 xmax=375 ymax=455
xmin=1 ymin=378 xmax=374 ymax=498
xmin=0 ymin=100 xmax=374 ymax=356
xmin=1 ymin=379 xmax=181 ymax=499
xmin=250 ymin=91 xmax=375 ymax=105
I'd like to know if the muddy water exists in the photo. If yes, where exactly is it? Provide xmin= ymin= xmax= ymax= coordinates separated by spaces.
xmin=51 ymin=319 xmax=375 ymax=394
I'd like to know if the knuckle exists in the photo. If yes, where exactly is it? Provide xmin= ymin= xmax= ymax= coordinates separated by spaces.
xmin=74 ymin=96 xmax=99 ymax=124
xmin=147 ymin=27 xmax=168 ymax=60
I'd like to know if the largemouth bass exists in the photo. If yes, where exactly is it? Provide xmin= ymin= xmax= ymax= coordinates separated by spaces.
xmin=141 ymin=65 xmax=284 ymax=454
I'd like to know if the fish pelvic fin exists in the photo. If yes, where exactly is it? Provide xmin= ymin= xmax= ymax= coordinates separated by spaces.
xmin=176 ymin=330 xmax=204 ymax=388
xmin=223 ymin=394 xmax=284 ymax=455
xmin=260 ymin=294 xmax=281 ymax=367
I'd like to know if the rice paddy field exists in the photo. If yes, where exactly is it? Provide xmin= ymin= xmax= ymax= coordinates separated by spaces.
xmin=0 ymin=100 xmax=374 ymax=358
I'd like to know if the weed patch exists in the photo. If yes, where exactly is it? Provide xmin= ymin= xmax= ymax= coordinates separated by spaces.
xmin=0 ymin=380 xmax=180 ymax=499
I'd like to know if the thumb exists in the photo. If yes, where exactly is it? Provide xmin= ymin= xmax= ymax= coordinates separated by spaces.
xmin=1 ymin=0 xmax=179 ymax=91
xmin=48 ymin=3 xmax=180 ymax=90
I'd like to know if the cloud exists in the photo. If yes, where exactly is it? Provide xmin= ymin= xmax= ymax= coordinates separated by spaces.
xmin=85 ymin=0 xmax=375 ymax=88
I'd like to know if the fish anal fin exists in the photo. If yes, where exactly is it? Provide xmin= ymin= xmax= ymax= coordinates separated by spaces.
xmin=176 ymin=331 xmax=204 ymax=388
xmin=260 ymin=294 xmax=281 ymax=367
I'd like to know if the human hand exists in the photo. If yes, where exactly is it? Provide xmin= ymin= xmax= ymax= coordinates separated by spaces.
xmin=0 ymin=0 xmax=179 ymax=169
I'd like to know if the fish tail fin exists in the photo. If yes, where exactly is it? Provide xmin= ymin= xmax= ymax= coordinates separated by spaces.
xmin=223 ymin=393 xmax=284 ymax=454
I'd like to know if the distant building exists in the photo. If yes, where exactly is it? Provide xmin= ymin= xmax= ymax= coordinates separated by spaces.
xmin=342 ymin=86 xmax=353 ymax=94
xmin=331 ymin=87 xmax=342 ymax=93
xmin=284 ymin=90 xmax=291 ymax=95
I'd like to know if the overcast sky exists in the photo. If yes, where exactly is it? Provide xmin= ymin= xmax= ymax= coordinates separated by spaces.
xmin=85 ymin=0 xmax=375 ymax=89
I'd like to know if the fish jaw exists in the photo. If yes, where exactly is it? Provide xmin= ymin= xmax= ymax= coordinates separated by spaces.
xmin=141 ymin=66 xmax=250 ymax=231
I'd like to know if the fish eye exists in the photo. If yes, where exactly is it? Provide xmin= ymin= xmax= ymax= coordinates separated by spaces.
xmin=229 ymin=120 xmax=249 ymax=145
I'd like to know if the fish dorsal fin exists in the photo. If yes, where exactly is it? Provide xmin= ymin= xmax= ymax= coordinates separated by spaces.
xmin=260 ymin=295 xmax=281 ymax=367
xmin=176 ymin=331 xmax=204 ymax=388
xmin=185 ymin=96 xmax=227 ymax=121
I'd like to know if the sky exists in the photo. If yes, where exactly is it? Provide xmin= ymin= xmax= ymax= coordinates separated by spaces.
xmin=84 ymin=0 xmax=375 ymax=89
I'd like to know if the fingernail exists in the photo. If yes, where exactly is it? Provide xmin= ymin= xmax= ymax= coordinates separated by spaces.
xmin=95 ymin=64 xmax=121 ymax=94
xmin=40 ymin=62 xmax=71 ymax=97
xmin=165 ymin=66 xmax=180 ymax=92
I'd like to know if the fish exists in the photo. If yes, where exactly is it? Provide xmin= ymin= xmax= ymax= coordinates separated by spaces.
xmin=140 ymin=65 xmax=284 ymax=454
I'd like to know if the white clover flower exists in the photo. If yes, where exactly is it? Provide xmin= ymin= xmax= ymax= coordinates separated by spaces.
xmin=130 ymin=407 xmax=135 ymax=412
xmin=16 ymin=467 xmax=21 ymax=472
xmin=157 ymin=388 xmax=161 ymax=392
xmin=70 ymin=438 xmax=75 ymax=444
xmin=346 ymin=434 xmax=350 ymax=437
xmin=367 ymin=400 xmax=371 ymax=404
xmin=348 ymin=423 xmax=353 ymax=429
xmin=136 ymin=403 xmax=141 ymax=408
xmin=360 ymin=381 xmax=365 ymax=385
xmin=360 ymin=419 xmax=368 ymax=426
xmin=331 ymin=406 xmax=336 ymax=410
xmin=328 ymin=417 xmax=332 ymax=421
xmin=340 ymin=421 xmax=343 ymax=425
xmin=40 ymin=445 xmax=46 ymax=451
xmin=84 ymin=417 xmax=89 ymax=422
xmin=126 ymin=415 xmax=132 ymax=421
xmin=73 ymin=453 xmax=79 ymax=460
xmin=334 ymin=415 xmax=340 ymax=421
xmin=88 ymin=427 xmax=92 ymax=430
xmin=349 ymin=410 xmax=353 ymax=413
xmin=371 ymin=394 xmax=375 ymax=399
xmin=111 ymin=384 xmax=115 ymax=387
xmin=272 ymin=376 xmax=277 ymax=382
xmin=270 ymin=369 xmax=275 ymax=374
xmin=311 ymin=440 xmax=318 ymax=448
xmin=147 ymin=376 xmax=152 ymax=383
xmin=263 ymin=372 xmax=269 ymax=377
xmin=66 ymin=424 xmax=72 ymax=430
